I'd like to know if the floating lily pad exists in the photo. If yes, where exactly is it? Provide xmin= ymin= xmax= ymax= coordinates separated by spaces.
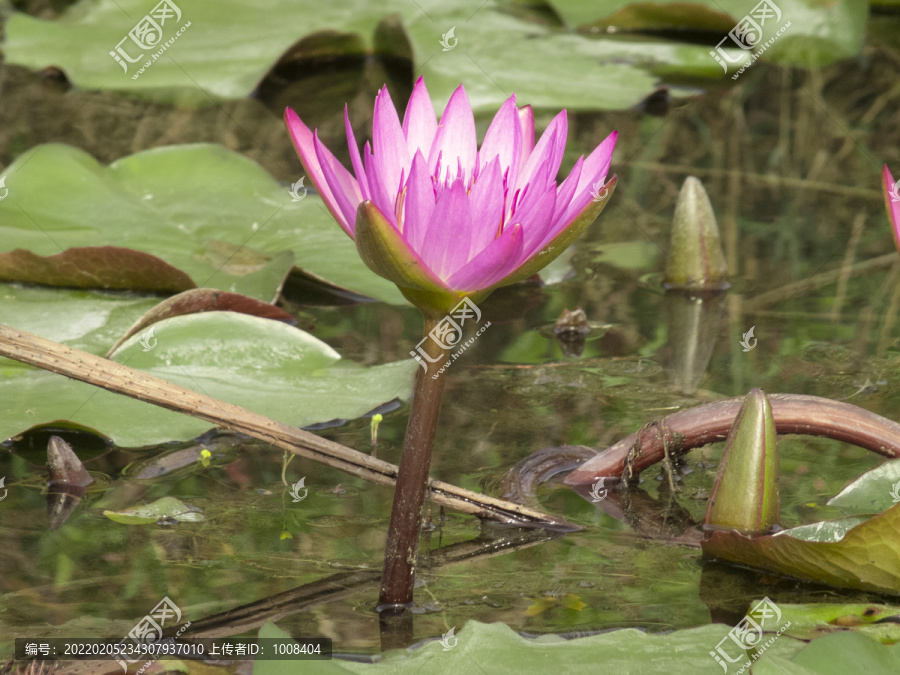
xmin=254 ymin=619 xmax=786 ymax=674
xmin=753 ymin=631 xmax=900 ymax=675
xmin=103 ymin=496 xmax=205 ymax=524
xmin=2 ymin=0 xmax=715 ymax=111
xmin=0 ymin=285 xmax=161 ymax=359
xmin=104 ymin=287 xmax=297 ymax=357
xmin=702 ymin=504 xmax=900 ymax=596
xmin=546 ymin=0 xmax=737 ymax=31
xmin=0 ymin=143 xmax=405 ymax=304
xmin=773 ymin=603 xmax=900 ymax=643
xmin=827 ymin=459 xmax=900 ymax=516
xmin=0 ymin=308 xmax=416 ymax=446
xmin=545 ymin=0 xmax=867 ymax=71
xmin=0 ymin=246 xmax=195 ymax=293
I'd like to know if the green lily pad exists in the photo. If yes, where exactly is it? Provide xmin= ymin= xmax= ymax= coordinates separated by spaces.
xmin=753 ymin=631 xmax=900 ymax=675
xmin=827 ymin=459 xmax=900 ymax=516
xmin=546 ymin=0 xmax=736 ymax=31
xmin=773 ymin=603 xmax=900 ymax=643
xmin=702 ymin=503 xmax=900 ymax=596
xmin=0 ymin=246 xmax=197 ymax=294
xmin=0 ymin=305 xmax=416 ymax=447
xmin=2 ymin=0 xmax=715 ymax=111
xmin=253 ymin=619 xmax=782 ymax=674
xmin=783 ymin=516 xmax=871 ymax=543
xmin=400 ymin=8 xmax=707 ymax=112
xmin=0 ymin=143 xmax=405 ymax=304
xmin=103 ymin=496 xmax=204 ymax=524
xmin=0 ymin=285 xmax=161 ymax=360
xmin=104 ymin=287 xmax=297 ymax=357
xmin=545 ymin=0 xmax=867 ymax=70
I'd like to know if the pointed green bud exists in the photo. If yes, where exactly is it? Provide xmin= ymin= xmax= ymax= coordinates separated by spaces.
xmin=704 ymin=388 xmax=780 ymax=534
xmin=664 ymin=176 xmax=729 ymax=290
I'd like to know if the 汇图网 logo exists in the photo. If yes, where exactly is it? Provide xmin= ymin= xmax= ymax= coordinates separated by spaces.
xmin=109 ymin=0 xmax=192 ymax=79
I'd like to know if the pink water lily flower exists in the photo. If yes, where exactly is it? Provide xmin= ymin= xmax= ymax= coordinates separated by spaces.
xmin=885 ymin=165 xmax=900 ymax=251
xmin=285 ymin=77 xmax=617 ymax=317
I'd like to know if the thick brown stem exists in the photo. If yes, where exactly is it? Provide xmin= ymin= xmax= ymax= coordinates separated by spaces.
xmin=565 ymin=393 xmax=900 ymax=485
xmin=378 ymin=317 xmax=449 ymax=610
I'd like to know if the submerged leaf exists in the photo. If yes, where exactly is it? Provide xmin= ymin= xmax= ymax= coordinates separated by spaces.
xmin=47 ymin=435 xmax=93 ymax=530
xmin=47 ymin=435 xmax=92 ymax=488
xmin=103 ymin=496 xmax=204 ymax=524
xmin=524 ymin=593 xmax=587 ymax=616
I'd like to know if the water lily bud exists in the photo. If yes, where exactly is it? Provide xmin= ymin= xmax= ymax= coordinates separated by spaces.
xmin=664 ymin=176 xmax=729 ymax=290
xmin=705 ymin=388 xmax=779 ymax=534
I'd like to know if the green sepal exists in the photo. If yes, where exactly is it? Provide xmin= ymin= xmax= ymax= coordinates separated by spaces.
xmin=354 ymin=200 xmax=462 ymax=318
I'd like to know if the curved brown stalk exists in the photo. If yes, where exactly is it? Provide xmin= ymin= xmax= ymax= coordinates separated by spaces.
xmin=565 ymin=393 xmax=900 ymax=485
xmin=500 ymin=445 xmax=600 ymax=505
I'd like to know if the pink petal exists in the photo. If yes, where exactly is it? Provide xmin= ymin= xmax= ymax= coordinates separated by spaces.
xmin=313 ymin=132 xmax=362 ymax=233
xmin=517 ymin=110 xmax=567 ymax=192
xmin=428 ymin=85 xmax=477 ymax=187
xmin=511 ymin=159 xmax=551 ymax=224
xmin=373 ymin=86 xmax=410 ymax=199
xmin=285 ymin=107 xmax=355 ymax=236
xmin=402 ymin=77 xmax=438 ymax=158
xmin=364 ymin=142 xmax=396 ymax=227
xmin=517 ymin=105 xmax=534 ymax=172
xmin=468 ymin=156 xmax=505 ymax=259
xmin=575 ymin=130 xmax=617 ymax=197
xmin=516 ymin=183 xmax=558 ymax=257
xmin=551 ymin=156 xmax=584 ymax=226
xmin=402 ymin=150 xmax=435 ymax=253
xmin=540 ymin=173 xmax=616 ymax=259
xmin=418 ymin=179 xmax=474 ymax=281
xmin=344 ymin=106 xmax=369 ymax=200
xmin=446 ymin=223 xmax=524 ymax=291
xmin=885 ymin=165 xmax=900 ymax=250
xmin=479 ymin=95 xmax=521 ymax=189
xmin=560 ymin=130 xmax=618 ymax=226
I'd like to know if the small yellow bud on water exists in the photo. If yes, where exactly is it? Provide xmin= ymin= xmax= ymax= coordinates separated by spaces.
xmin=371 ymin=414 xmax=383 ymax=446
xmin=199 ymin=448 xmax=212 ymax=467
